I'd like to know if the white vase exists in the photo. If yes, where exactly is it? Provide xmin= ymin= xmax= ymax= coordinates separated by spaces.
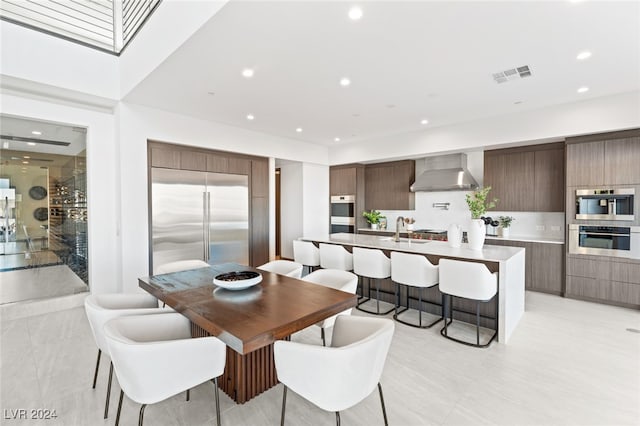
xmin=499 ymin=227 xmax=510 ymax=238
xmin=447 ymin=224 xmax=462 ymax=248
xmin=467 ymin=219 xmax=486 ymax=250
xmin=371 ymin=223 xmax=379 ymax=230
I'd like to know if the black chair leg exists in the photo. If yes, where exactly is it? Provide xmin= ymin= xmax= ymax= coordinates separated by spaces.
xmin=321 ymin=328 xmax=326 ymax=346
xmin=186 ymin=389 xmax=190 ymax=401
xmin=335 ymin=412 xmax=341 ymax=426
xmin=280 ymin=385 xmax=288 ymax=426
xmin=477 ymin=301 xmax=481 ymax=346
xmin=138 ymin=404 xmax=146 ymax=426
xmin=378 ymin=382 xmax=389 ymax=426
xmin=92 ymin=349 xmax=101 ymax=389
xmin=213 ymin=377 xmax=221 ymax=426
xmin=115 ymin=390 xmax=124 ymax=426
xmin=104 ymin=361 xmax=113 ymax=419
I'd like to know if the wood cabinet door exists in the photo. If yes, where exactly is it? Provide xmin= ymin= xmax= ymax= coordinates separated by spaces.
xmin=207 ymin=155 xmax=229 ymax=173
xmin=251 ymin=160 xmax=269 ymax=198
xmin=530 ymin=243 xmax=564 ymax=294
xmin=150 ymin=146 xmax=181 ymax=169
xmin=180 ymin=150 xmax=207 ymax=171
xmin=365 ymin=164 xmax=394 ymax=210
xmin=604 ymin=137 xmax=640 ymax=185
xmin=229 ymin=157 xmax=251 ymax=175
xmin=566 ymin=141 xmax=604 ymax=186
xmin=503 ymin=152 xmax=535 ymax=211
xmin=483 ymin=153 xmax=505 ymax=211
xmin=534 ymin=148 xmax=564 ymax=212
xmin=250 ymin=196 xmax=269 ymax=266
xmin=330 ymin=167 xmax=357 ymax=195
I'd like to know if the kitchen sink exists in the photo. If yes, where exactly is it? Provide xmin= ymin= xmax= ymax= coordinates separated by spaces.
xmin=379 ymin=237 xmax=430 ymax=244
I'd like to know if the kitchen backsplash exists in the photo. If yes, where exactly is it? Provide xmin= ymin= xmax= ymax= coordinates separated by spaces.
xmin=377 ymin=190 xmax=565 ymax=239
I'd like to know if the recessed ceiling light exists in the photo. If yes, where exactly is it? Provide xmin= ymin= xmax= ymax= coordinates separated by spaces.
xmin=241 ymin=68 xmax=254 ymax=78
xmin=334 ymin=137 xmax=341 ymax=142
xmin=420 ymin=119 xmax=429 ymax=125
xmin=296 ymin=128 xmax=303 ymax=133
xmin=31 ymin=130 xmax=42 ymax=135
xmin=514 ymin=101 xmax=523 ymax=105
xmin=22 ymin=161 xmax=29 ymax=164
xmin=207 ymin=91 xmax=215 ymax=96
xmin=348 ymin=6 xmax=363 ymax=20
xmin=340 ymin=78 xmax=351 ymax=87
xmin=577 ymin=86 xmax=589 ymax=93
xmin=27 ymin=142 xmax=36 ymax=146
xmin=246 ymin=114 xmax=255 ymax=120
xmin=576 ymin=51 xmax=592 ymax=60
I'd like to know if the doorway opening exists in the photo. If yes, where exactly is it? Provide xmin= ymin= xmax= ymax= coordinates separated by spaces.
xmin=1 ymin=115 xmax=88 ymax=304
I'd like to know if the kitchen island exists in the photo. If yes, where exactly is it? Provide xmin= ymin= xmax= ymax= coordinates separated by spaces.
xmin=302 ymin=233 xmax=525 ymax=344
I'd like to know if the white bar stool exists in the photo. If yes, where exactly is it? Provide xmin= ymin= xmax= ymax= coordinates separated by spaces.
xmin=319 ymin=243 xmax=353 ymax=271
xmin=354 ymin=247 xmax=394 ymax=315
xmin=438 ymin=259 xmax=498 ymax=348
xmin=293 ymin=240 xmax=320 ymax=276
xmin=390 ymin=252 xmax=444 ymax=328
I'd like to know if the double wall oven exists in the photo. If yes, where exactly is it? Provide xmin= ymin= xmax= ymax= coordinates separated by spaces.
xmin=330 ymin=195 xmax=356 ymax=233
xmin=570 ymin=187 xmax=638 ymax=259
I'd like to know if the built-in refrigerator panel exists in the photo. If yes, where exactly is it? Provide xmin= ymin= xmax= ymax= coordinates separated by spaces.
xmin=151 ymin=168 xmax=250 ymax=274
xmin=151 ymin=168 xmax=207 ymax=273
xmin=207 ymin=172 xmax=249 ymax=265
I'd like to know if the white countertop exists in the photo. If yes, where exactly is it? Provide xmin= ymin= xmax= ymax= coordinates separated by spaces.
xmin=485 ymin=235 xmax=565 ymax=245
xmin=357 ymin=228 xmax=565 ymax=245
xmin=303 ymin=233 xmax=524 ymax=263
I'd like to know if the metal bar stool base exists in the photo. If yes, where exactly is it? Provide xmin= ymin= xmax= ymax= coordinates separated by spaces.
xmin=440 ymin=294 xmax=497 ymax=348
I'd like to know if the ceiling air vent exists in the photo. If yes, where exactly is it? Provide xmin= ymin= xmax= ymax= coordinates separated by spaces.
xmin=493 ymin=65 xmax=532 ymax=84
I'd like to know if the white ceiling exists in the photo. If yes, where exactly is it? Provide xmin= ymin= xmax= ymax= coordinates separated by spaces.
xmin=0 ymin=115 xmax=87 ymax=157
xmin=124 ymin=1 xmax=640 ymax=147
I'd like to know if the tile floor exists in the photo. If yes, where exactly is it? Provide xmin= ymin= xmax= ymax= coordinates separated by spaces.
xmin=0 ymin=265 xmax=87 ymax=305
xmin=1 ymin=291 xmax=639 ymax=425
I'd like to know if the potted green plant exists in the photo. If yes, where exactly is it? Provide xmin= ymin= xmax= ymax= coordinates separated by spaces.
xmin=362 ymin=210 xmax=383 ymax=230
xmin=498 ymin=216 xmax=515 ymax=238
xmin=465 ymin=187 xmax=498 ymax=250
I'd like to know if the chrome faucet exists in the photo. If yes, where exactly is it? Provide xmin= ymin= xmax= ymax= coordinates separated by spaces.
xmin=394 ymin=216 xmax=405 ymax=242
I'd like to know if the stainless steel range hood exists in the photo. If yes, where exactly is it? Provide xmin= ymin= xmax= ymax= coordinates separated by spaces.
xmin=410 ymin=153 xmax=478 ymax=192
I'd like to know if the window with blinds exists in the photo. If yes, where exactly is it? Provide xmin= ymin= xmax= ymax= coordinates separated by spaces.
xmin=0 ymin=0 xmax=161 ymax=54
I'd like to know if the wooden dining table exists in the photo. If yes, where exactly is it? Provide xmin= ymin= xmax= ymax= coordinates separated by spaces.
xmin=138 ymin=263 xmax=357 ymax=404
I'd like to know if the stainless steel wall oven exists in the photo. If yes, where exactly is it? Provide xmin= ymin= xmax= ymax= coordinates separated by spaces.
xmin=330 ymin=195 xmax=355 ymax=233
xmin=569 ymin=224 xmax=640 ymax=259
xmin=575 ymin=188 xmax=634 ymax=221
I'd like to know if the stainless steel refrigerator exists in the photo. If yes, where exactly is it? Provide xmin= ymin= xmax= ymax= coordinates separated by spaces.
xmin=150 ymin=168 xmax=249 ymax=273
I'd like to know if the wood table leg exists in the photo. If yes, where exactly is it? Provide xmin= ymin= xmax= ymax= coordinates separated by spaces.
xmin=191 ymin=322 xmax=279 ymax=403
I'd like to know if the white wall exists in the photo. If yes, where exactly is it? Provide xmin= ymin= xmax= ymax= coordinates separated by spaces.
xmin=302 ymin=163 xmax=329 ymax=237
xmin=0 ymin=21 xmax=119 ymax=100
xmin=278 ymin=163 xmax=303 ymax=259
xmin=329 ymin=91 xmax=640 ymax=165
xmin=1 ymin=93 xmax=119 ymax=294
xmin=119 ymin=0 xmax=228 ymax=97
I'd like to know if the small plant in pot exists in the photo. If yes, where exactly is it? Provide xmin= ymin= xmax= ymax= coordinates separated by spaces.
xmin=362 ymin=210 xmax=383 ymax=230
xmin=465 ymin=187 xmax=498 ymax=250
xmin=498 ymin=216 xmax=515 ymax=238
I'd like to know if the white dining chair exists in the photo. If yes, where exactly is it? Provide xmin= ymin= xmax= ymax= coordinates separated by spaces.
xmin=258 ymin=260 xmax=303 ymax=278
xmin=84 ymin=293 xmax=165 ymax=419
xmin=301 ymin=269 xmax=358 ymax=345
xmin=275 ymin=315 xmax=394 ymax=425
xmin=104 ymin=313 xmax=227 ymax=426
xmin=439 ymin=258 xmax=498 ymax=347
xmin=154 ymin=259 xmax=209 ymax=275
xmin=293 ymin=240 xmax=320 ymax=276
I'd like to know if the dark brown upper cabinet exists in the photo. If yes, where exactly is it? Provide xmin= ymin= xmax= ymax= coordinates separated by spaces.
xmin=484 ymin=142 xmax=564 ymax=212
xmin=364 ymin=160 xmax=415 ymax=211
xmin=566 ymin=129 xmax=640 ymax=187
